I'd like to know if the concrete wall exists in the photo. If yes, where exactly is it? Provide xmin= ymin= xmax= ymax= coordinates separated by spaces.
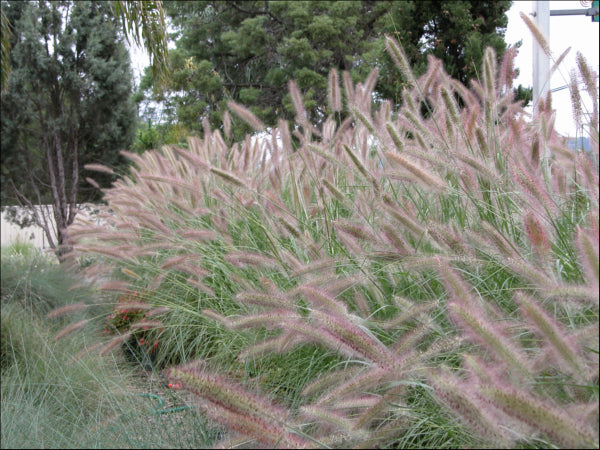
xmin=1 ymin=205 xmax=104 ymax=250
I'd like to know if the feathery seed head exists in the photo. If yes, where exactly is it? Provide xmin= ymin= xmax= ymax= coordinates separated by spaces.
xmin=385 ymin=35 xmax=416 ymax=87
xmin=515 ymin=291 xmax=586 ymax=378
xmin=47 ymin=302 xmax=89 ymax=318
xmin=520 ymin=12 xmax=551 ymax=58
xmin=576 ymin=52 xmax=597 ymax=100
xmin=328 ymin=68 xmax=342 ymax=113
xmin=99 ymin=331 xmax=133 ymax=356
xmin=54 ymin=319 xmax=90 ymax=341
xmin=523 ymin=210 xmax=551 ymax=263
xmin=84 ymin=163 xmax=114 ymax=175
xmin=570 ymin=69 xmax=584 ymax=128
xmin=209 ymin=167 xmax=247 ymax=188
xmin=227 ymin=101 xmax=265 ymax=131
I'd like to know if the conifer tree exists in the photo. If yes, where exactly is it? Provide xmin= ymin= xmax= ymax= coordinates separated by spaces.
xmin=0 ymin=0 xmax=136 ymax=257
xmin=137 ymin=0 xmax=518 ymax=139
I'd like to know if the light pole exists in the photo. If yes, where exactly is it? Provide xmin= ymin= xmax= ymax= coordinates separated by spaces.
xmin=532 ymin=1 xmax=550 ymax=114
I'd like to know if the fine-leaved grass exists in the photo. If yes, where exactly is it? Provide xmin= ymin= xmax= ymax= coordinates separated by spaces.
xmin=1 ymin=246 xmax=222 ymax=449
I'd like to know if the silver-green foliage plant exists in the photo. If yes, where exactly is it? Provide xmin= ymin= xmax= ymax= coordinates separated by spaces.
xmin=60 ymin=35 xmax=598 ymax=448
xmin=0 ymin=247 xmax=221 ymax=449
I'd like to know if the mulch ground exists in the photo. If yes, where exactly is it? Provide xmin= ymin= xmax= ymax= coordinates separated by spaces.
xmin=120 ymin=366 xmax=228 ymax=446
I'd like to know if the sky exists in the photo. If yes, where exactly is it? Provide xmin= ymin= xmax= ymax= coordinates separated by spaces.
xmin=129 ymin=1 xmax=600 ymax=137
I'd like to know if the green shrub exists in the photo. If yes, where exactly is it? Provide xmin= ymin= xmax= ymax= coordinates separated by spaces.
xmin=1 ymin=245 xmax=92 ymax=319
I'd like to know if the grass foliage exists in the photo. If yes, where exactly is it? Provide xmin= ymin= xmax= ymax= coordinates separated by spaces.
xmin=1 ymin=245 xmax=221 ymax=448
xmin=46 ymin=36 xmax=600 ymax=448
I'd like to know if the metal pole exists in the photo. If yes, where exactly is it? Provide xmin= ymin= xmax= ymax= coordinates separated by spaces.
xmin=532 ymin=1 xmax=550 ymax=113
xmin=550 ymin=7 xmax=600 ymax=16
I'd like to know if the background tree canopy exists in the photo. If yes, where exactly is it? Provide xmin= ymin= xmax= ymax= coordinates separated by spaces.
xmin=0 ymin=0 xmax=137 ymax=252
xmin=137 ymin=0 xmax=518 ymax=139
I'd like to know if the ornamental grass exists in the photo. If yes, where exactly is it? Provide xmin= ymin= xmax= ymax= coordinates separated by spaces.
xmin=54 ymin=35 xmax=598 ymax=448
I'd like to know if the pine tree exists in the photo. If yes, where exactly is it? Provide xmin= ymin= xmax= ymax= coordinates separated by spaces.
xmin=0 ymin=0 xmax=136 ymax=258
xmin=137 ymin=0 xmax=517 ymax=139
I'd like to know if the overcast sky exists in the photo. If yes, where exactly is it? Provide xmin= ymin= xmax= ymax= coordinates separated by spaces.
xmin=129 ymin=1 xmax=600 ymax=137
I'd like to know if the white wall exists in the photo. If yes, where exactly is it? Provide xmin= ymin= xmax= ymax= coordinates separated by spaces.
xmin=1 ymin=204 xmax=104 ymax=250
xmin=1 ymin=208 xmax=53 ymax=249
